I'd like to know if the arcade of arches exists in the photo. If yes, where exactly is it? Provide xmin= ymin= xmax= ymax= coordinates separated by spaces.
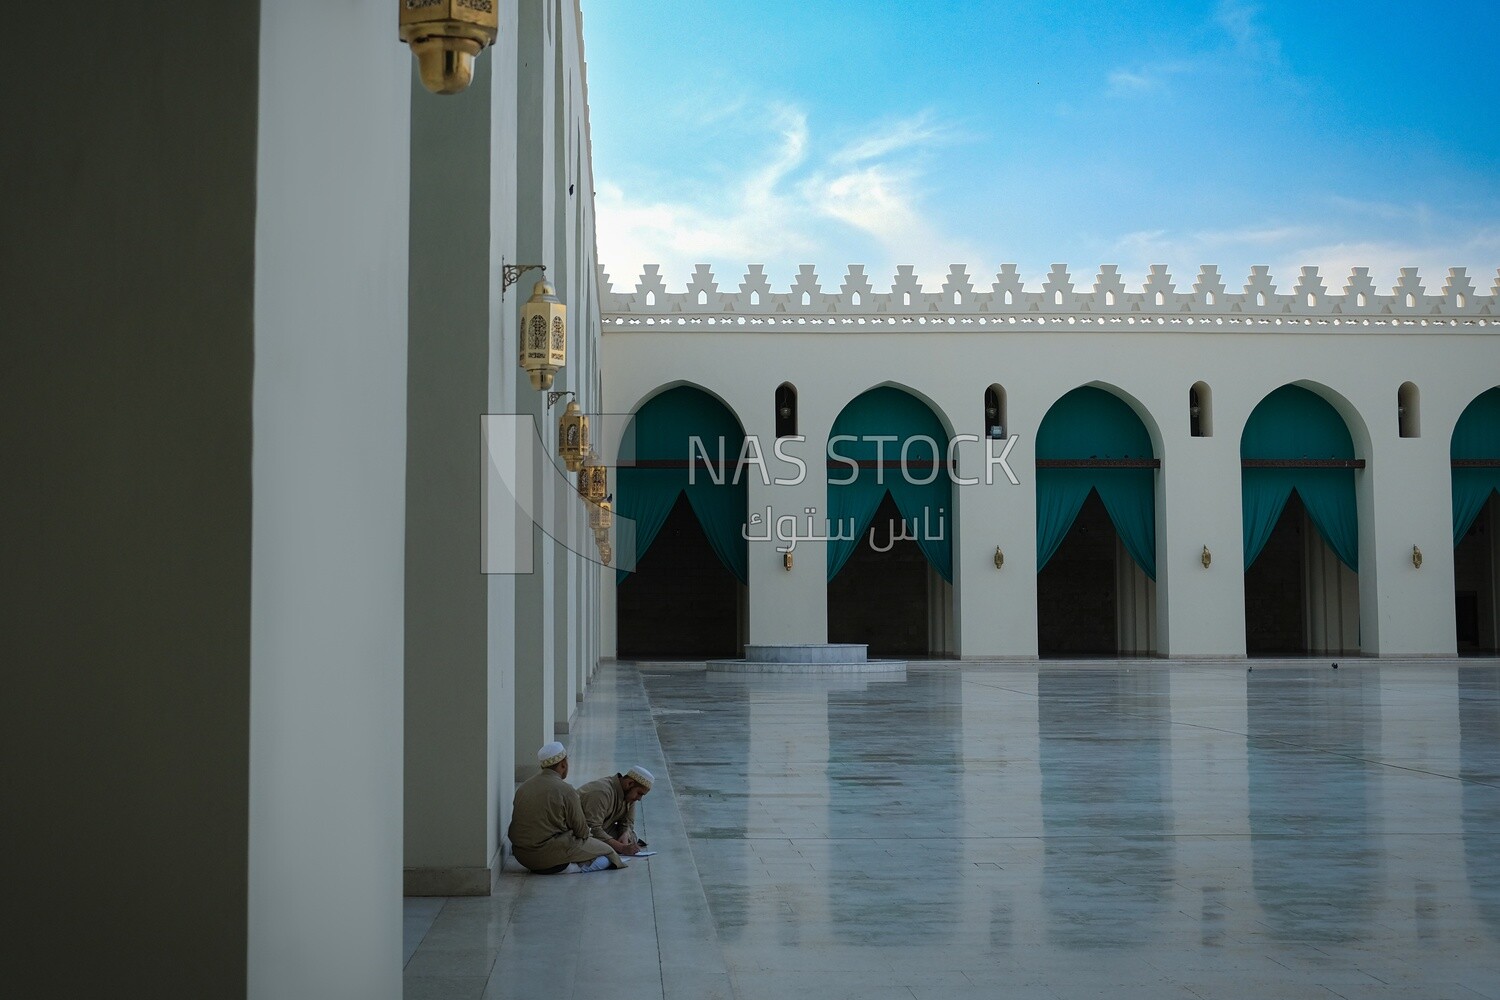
xmin=613 ymin=382 xmax=1500 ymax=658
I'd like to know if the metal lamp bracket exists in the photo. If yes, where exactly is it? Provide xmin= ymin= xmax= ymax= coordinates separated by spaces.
xmin=547 ymin=390 xmax=576 ymax=409
xmin=502 ymin=261 xmax=547 ymax=295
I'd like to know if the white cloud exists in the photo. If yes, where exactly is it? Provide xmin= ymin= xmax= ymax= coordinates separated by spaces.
xmin=1099 ymin=221 xmax=1500 ymax=292
xmin=1105 ymin=1 xmax=1281 ymax=99
xmin=595 ymin=107 xmax=983 ymax=291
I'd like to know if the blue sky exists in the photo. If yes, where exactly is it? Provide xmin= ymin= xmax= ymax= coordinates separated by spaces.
xmin=583 ymin=1 xmax=1500 ymax=295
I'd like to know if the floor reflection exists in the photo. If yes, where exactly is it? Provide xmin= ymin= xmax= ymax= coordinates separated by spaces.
xmin=1038 ymin=669 xmax=1173 ymax=950
xmin=642 ymin=660 xmax=1500 ymax=997
xmin=1461 ymin=666 xmax=1500 ymax=939
xmin=1247 ymin=667 xmax=1381 ymax=942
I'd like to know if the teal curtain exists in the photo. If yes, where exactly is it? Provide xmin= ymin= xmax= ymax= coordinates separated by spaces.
xmin=1240 ymin=385 xmax=1359 ymax=571
xmin=614 ymin=468 xmax=681 ymax=583
xmin=1035 ymin=387 xmax=1157 ymax=578
xmin=1452 ymin=387 xmax=1500 ymax=545
xmin=826 ymin=387 xmax=952 ymax=581
xmin=616 ymin=386 xmax=747 ymax=584
xmin=825 ymin=482 xmax=888 ymax=580
xmin=1240 ymin=469 xmax=1297 ymax=570
xmin=684 ymin=479 xmax=749 ymax=583
xmin=1036 ymin=469 xmax=1094 ymax=570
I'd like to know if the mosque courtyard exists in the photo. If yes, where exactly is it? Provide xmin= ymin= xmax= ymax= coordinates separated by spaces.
xmin=403 ymin=658 xmax=1500 ymax=999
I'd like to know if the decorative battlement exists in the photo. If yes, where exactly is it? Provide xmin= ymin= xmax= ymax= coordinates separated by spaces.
xmin=599 ymin=264 xmax=1499 ymax=331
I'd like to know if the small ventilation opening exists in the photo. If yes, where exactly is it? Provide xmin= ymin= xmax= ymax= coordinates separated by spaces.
xmin=984 ymin=384 xmax=1008 ymax=440
xmin=1398 ymin=382 xmax=1420 ymax=438
xmin=775 ymin=383 xmax=798 ymax=439
xmin=1190 ymin=382 xmax=1213 ymax=438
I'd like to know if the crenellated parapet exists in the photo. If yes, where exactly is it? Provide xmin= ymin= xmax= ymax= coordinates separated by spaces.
xmin=599 ymin=264 xmax=1499 ymax=331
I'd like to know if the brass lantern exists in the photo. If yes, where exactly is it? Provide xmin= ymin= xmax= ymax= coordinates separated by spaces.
xmin=589 ymin=498 xmax=613 ymax=532
xmin=558 ymin=400 xmax=588 ymax=472
xmin=581 ymin=451 xmax=608 ymax=505
xmin=399 ymin=0 xmax=499 ymax=96
xmin=520 ymin=279 xmax=567 ymax=390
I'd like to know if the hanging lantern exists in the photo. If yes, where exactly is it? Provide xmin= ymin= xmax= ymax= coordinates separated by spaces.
xmin=557 ymin=400 xmax=588 ymax=471
xmin=581 ymin=451 xmax=608 ymax=505
xmin=398 ymin=0 xmax=498 ymax=96
xmin=589 ymin=498 xmax=613 ymax=532
xmin=519 ymin=279 xmax=567 ymax=390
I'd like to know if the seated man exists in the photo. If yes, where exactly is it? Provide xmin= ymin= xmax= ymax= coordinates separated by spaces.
xmin=507 ymin=742 xmax=625 ymax=874
xmin=579 ymin=765 xmax=653 ymax=857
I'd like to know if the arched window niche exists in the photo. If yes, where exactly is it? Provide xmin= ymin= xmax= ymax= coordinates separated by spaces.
xmin=1398 ymin=382 xmax=1420 ymax=438
xmin=984 ymin=384 xmax=1008 ymax=439
xmin=775 ymin=382 xmax=798 ymax=439
xmin=1190 ymin=382 xmax=1213 ymax=438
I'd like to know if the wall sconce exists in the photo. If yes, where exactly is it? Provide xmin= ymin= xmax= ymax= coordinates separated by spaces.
xmin=581 ymin=452 xmax=608 ymax=506
xmin=993 ymin=546 xmax=1004 ymax=569
xmin=783 ymin=551 xmax=793 ymax=571
xmin=589 ymin=498 xmax=612 ymax=533
xmin=504 ymin=262 xmax=567 ymax=390
xmin=1201 ymin=545 xmax=1212 ymax=568
xmin=399 ymin=0 xmax=498 ymax=95
xmin=1412 ymin=544 xmax=1423 ymax=569
xmin=551 ymin=392 xmax=588 ymax=472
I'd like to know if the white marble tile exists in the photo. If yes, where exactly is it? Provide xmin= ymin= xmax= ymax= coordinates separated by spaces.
xmin=405 ymin=658 xmax=1500 ymax=1000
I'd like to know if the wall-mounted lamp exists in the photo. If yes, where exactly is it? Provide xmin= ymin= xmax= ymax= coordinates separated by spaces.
xmin=1412 ymin=544 xmax=1423 ymax=569
xmin=580 ymin=451 xmax=608 ymax=512
xmin=993 ymin=546 xmax=1004 ymax=569
xmin=399 ymin=0 xmax=498 ymax=95
xmin=1201 ymin=545 xmax=1212 ymax=568
xmin=504 ymin=262 xmax=567 ymax=390
xmin=783 ymin=551 xmax=794 ymax=571
xmin=550 ymin=392 xmax=588 ymax=472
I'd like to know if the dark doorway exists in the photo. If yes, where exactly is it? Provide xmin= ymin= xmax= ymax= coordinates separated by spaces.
xmin=617 ymin=493 xmax=740 ymax=658
xmin=1245 ymin=491 xmax=1306 ymax=654
xmin=828 ymin=493 xmax=931 ymax=657
xmin=1038 ymin=490 xmax=1117 ymax=656
xmin=1455 ymin=493 xmax=1498 ymax=652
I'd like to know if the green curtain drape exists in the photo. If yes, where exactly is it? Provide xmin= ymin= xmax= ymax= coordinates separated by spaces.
xmin=615 ymin=386 xmax=747 ymax=584
xmin=1240 ymin=385 xmax=1359 ymax=571
xmin=1035 ymin=469 xmax=1094 ymax=570
xmin=826 ymin=387 xmax=952 ymax=581
xmin=1034 ymin=387 xmax=1157 ymax=578
xmin=1452 ymin=387 xmax=1500 ymax=545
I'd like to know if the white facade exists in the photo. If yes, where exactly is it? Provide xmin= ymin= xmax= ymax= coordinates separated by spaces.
xmin=600 ymin=263 xmax=1500 ymax=659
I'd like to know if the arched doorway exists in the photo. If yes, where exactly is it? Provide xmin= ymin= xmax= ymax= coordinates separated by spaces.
xmin=1241 ymin=385 xmax=1363 ymax=655
xmin=826 ymin=387 xmax=954 ymax=657
xmin=1452 ymin=387 xmax=1500 ymax=652
xmin=615 ymin=386 xmax=747 ymax=658
xmin=1035 ymin=387 xmax=1159 ymax=656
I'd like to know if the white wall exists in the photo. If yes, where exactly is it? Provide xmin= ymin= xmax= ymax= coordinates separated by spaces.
xmin=248 ymin=2 xmax=410 ymax=997
xmin=601 ymin=268 xmax=1499 ymax=659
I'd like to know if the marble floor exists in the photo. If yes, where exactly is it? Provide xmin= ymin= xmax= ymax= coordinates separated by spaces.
xmin=405 ymin=659 xmax=1500 ymax=999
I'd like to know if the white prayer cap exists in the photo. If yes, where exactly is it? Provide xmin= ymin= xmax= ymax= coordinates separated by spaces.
xmin=626 ymin=765 xmax=654 ymax=789
xmin=538 ymin=742 xmax=567 ymax=768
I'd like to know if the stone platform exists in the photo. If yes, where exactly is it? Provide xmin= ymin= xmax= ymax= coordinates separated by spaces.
xmin=707 ymin=642 xmax=906 ymax=674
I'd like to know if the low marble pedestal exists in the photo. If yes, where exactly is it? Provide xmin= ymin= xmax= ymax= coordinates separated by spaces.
xmin=707 ymin=643 xmax=906 ymax=674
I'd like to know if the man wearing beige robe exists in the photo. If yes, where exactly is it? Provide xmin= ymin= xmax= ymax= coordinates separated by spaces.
xmin=579 ymin=765 xmax=653 ymax=857
xmin=507 ymin=742 xmax=625 ymax=874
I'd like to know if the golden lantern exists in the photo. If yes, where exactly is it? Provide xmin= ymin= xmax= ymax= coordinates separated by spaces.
xmin=589 ymin=498 xmax=613 ymax=532
xmin=519 ymin=279 xmax=567 ymax=391
xmin=399 ymin=0 xmax=499 ymax=96
xmin=558 ymin=400 xmax=588 ymax=472
xmin=580 ymin=451 xmax=608 ymax=505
